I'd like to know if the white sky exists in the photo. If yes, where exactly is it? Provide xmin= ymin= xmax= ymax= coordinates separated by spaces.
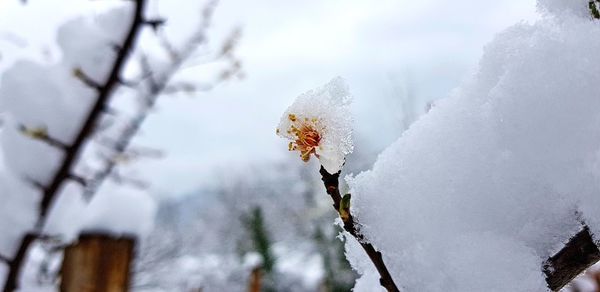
xmin=0 ymin=0 xmax=539 ymax=197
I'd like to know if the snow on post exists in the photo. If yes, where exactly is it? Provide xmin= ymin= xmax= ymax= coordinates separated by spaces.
xmin=347 ymin=1 xmax=600 ymax=291
xmin=276 ymin=77 xmax=353 ymax=174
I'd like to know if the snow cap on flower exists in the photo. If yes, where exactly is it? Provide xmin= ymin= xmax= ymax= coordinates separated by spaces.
xmin=276 ymin=77 xmax=353 ymax=174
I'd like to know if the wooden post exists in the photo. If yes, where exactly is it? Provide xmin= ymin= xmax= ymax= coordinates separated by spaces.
xmin=247 ymin=267 xmax=262 ymax=292
xmin=60 ymin=233 xmax=136 ymax=292
xmin=544 ymin=226 xmax=600 ymax=291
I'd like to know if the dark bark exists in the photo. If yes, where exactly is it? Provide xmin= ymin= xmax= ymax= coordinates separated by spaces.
xmin=319 ymin=167 xmax=400 ymax=292
xmin=544 ymin=226 xmax=600 ymax=291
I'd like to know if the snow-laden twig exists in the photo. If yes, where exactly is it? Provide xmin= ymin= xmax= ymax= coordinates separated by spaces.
xmin=319 ymin=167 xmax=400 ymax=292
xmin=276 ymin=78 xmax=399 ymax=291
xmin=2 ymin=0 xmax=148 ymax=290
xmin=83 ymin=3 xmax=241 ymax=199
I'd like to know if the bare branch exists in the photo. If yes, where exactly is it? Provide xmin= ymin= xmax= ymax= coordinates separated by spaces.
xmin=23 ymin=176 xmax=45 ymax=191
xmin=110 ymin=171 xmax=149 ymax=189
xmin=66 ymin=173 xmax=88 ymax=187
xmin=0 ymin=253 xmax=11 ymax=264
xmin=142 ymin=18 xmax=166 ymax=32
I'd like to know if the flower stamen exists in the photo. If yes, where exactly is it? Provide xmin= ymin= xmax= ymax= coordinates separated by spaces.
xmin=287 ymin=117 xmax=321 ymax=162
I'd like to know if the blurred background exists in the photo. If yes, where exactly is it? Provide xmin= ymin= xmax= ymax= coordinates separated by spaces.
xmin=0 ymin=0 xmax=542 ymax=290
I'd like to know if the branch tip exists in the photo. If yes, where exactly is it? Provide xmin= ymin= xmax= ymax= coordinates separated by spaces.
xmin=73 ymin=68 xmax=102 ymax=91
xmin=142 ymin=18 xmax=166 ymax=32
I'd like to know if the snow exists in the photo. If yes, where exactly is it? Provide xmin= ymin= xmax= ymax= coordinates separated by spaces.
xmin=273 ymin=243 xmax=325 ymax=289
xmin=537 ymin=0 xmax=591 ymax=18
xmin=79 ymin=182 xmax=157 ymax=237
xmin=346 ymin=1 xmax=600 ymax=291
xmin=45 ymin=181 xmax=158 ymax=240
xmin=0 ymin=4 xmax=132 ymax=182
xmin=343 ymin=233 xmax=384 ymax=292
xmin=0 ymin=164 xmax=37 ymax=256
xmin=277 ymin=77 xmax=353 ymax=174
xmin=56 ymin=1 xmax=133 ymax=81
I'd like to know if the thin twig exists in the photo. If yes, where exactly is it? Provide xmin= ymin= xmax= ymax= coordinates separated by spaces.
xmin=83 ymin=12 xmax=221 ymax=198
xmin=319 ymin=166 xmax=400 ymax=292
xmin=0 ymin=254 xmax=10 ymax=264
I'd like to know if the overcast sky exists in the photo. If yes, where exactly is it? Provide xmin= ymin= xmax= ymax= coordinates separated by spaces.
xmin=0 ymin=0 xmax=539 ymax=197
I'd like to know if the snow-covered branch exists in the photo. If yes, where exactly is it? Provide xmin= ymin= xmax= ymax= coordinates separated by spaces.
xmin=3 ymin=0 xmax=148 ymax=290
xmin=83 ymin=3 xmax=241 ymax=199
xmin=319 ymin=167 xmax=399 ymax=292
xmin=276 ymin=78 xmax=399 ymax=291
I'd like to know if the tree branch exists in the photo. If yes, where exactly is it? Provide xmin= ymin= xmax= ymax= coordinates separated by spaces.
xmin=18 ymin=124 xmax=68 ymax=151
xmin=319 ymin=166 xmax=400 ymax=292
xmin=2 ymin=233 xmax=38 ymax=292
xmin=2 ymin=1 xmax=147 ymax=291
xmin=37 ymin=0 xmax=146 ymax=224
xmin=83 ymin=16 xmax=221 ymax=198
xmin=0 ymin=253 xmax=10 ymax=264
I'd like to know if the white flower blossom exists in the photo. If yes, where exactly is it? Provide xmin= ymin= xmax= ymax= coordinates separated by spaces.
xmin=276 ymin=77 xmax=353 ymax=174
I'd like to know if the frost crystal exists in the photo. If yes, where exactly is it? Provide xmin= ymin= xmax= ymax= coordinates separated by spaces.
xmin=276 ymin=77 xmax=353 ymax=174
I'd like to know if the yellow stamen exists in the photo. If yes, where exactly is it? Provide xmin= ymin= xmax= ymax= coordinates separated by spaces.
xmin=286 ymin=120 xmax=321 ymax=162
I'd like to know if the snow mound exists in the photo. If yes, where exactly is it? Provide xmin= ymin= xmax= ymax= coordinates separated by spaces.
xmin=347 ymin=2 xmax=600 ymax=291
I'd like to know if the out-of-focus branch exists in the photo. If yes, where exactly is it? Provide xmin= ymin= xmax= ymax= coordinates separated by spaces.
xmin=18 ymin=125 xmax=68 ymax=151
xmin=84 ymin=8 xmax=241 ymax=198
xmin=3 ymin=1 xmax=148 ymax=291
xmin=2 ymin=233 xmax=37 ymax=292
xmin=0 ymin=253 xmax=10 ymax=264
xmin=319 ymin=167 xmax=400 ymax=292
xmin=35 ymin=0 xmax=146 ymax=224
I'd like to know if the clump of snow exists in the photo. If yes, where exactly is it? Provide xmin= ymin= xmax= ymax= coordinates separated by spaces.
xmin=273 ymin=243 xmax=325 ymax=289
xmin=343 ymin=233 xmax=385 ymax=292
xmin=43 ymin=182 xmax=87 ymax=241
xmin=79 ymin=182 xmax=157 ymax=237
xmin=40 ymin=180 xmax=157 ymax=241
xmin=0 ymin=166 xmax=38 ymax=256
xmin=276 ymin=77 xmax=353 ymax=174
xmin=0 ymin=5 xmax=132 ymax=185
xmin=347 ymin=1 xmax=600 ymax=291
xmin=57 ymin=4 xmax=133 ymax=81
xmin=537 ymin=0 xmax=591 ymax=18
xmin=242 ymin=252 xmax=263 ymax=269
xmin=0 ymin=3 xmax=150 ymax=264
